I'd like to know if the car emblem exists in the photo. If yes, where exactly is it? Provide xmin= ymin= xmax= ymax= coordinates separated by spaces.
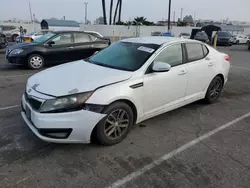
xmin=31 ymin=84 xmax=40 ymax=90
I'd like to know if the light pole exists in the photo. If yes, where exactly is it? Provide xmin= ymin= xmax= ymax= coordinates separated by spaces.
xmin=167 ymin=0 xmax=171 ymax=32
xmin=181 ymin=8 xmax=183 ymax=21
xmin=84 ymin=2 xmax=88 ymax=24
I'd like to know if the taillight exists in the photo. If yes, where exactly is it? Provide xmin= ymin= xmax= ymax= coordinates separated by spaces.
xmin=224 ymin=55 xmax=230 ymax=61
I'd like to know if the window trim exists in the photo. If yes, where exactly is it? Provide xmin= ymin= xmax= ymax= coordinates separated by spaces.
xmin=145 ymin=42 xmax=184 ymax=74
xmin=202 ymin=44 xmax=209 ymax=57
xmin=184 ymin=42 xmax=207 ymax=63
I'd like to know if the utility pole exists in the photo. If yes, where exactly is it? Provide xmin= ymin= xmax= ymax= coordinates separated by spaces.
xmin=173 ymin=11 xmax=176 ymax=22
xmin=29 ymin=1 xmax=33 ymax=24
xmin=181 ymin=8 xmax=183 ymax=21
xmin=84 ymin=2 xmax=88 ymax=24
xmin=167 ymin=0 xmax=171 ymax=32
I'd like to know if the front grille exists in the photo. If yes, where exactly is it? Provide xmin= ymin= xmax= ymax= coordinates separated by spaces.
xmin=25 ymin=92 xmax=42 ymax=110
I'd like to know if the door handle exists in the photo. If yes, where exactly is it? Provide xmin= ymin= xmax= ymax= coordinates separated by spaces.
xmin=68 ymin=46 xmax=74 ymax=49
xmin=178 ymin=70 xmax=187 ymax=75
xmin=90 ymin=44 xmax=94 ymax=48
xmin=208 ymin=62 xmax=214 ymax=67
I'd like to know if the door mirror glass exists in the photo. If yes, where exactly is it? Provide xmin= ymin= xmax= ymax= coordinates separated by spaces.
xmin=152 ymin=62 xmax=171 ymax=72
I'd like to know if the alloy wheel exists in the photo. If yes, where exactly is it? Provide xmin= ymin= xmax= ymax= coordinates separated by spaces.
xmin=104 ymin=109 xmax=129 ymax=140
xmin=30 ymin=56 xmax=43 ymax=69
xmin=209 ymin=79 xmax=222 ymax=100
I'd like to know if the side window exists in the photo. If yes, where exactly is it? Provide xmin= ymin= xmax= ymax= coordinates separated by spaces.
xmin=52 ymin=33 xmax=72 ymax=45
xmin=74 ymin=33 xmax=92 ymax=43
xmin=202 ymin=45 xmax=209 ymax=57
xmin=154 ymin=44 xmax=183 ymax=67
xmin=186 ymin=43 xmax=204 ymax=62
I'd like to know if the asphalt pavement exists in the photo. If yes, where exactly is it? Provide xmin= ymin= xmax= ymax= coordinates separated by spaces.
xmin=0 ymin=44 xmax=249 ymax=188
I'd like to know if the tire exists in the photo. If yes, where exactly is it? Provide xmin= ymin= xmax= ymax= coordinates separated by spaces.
xmin=236 ymin=40 xmax=239 ymax=45
xmin=204 ymin=76 xmax=223 ymax=104
xmin=12 ymin=34 xmax=18 ymax=42
xmin=96 ymin=102 xmax=134 ymax=145
xmin=27 ymin=54 xmax=45 ymax=69
xmin=248 ymin=45 xmax=250 ymax=50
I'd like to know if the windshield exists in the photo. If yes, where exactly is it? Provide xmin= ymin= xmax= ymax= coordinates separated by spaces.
xmin=88 ymin=41 xmax=160 ymax=71
xmin=33 ymin=32 xmax=56 ymax=43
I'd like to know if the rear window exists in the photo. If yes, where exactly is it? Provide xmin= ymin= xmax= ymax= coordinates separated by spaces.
xmin=218 ymin=32 xmax=231 ymax=37
xmin=186 ymin=43 xmax=204 ymax=62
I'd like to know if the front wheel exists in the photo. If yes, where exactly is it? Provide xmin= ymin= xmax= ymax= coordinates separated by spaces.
xmin=204 ymin=76 xmax=223 ymax=104
xmin=96 ymin=102 xmax=134 ymax=145
xmin=27 ymin=54 xmax=45 ymax=69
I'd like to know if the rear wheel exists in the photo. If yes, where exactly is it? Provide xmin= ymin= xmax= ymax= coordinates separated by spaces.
xmin=204 ymin=76 xmax=223 ymax=104
xmin=96 ymin=102 xmax=133 ymax=145
xmin=27 ymin=54 xmax=45 ymax=69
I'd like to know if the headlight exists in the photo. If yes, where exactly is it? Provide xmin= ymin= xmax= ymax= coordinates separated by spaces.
xmin=39 ymin=92 xmax=93 ymax=113
xmin=10 ymin=49 xmax=23 ymax=55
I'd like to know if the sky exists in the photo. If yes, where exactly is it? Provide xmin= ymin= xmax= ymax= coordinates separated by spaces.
xmin=0 ymin=0 xmax=250 ymax=23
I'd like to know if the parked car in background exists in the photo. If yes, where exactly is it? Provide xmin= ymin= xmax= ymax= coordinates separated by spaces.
xmin=194 ymin=31 xmax=209 ymax=43
xmin=0 ymin=25 xmax=20 ymax=42
xmin=151 ymin=31 xmax=162 ymax=36
xmin=21 ymin=37 xmax=230 ymax=145
xmin=16 ymin=30 xmax=52 ymax=43
xmin=233 ymin=34 xmax=249 ymax=44
xmin=0 ymin=32 xmax=8 ymax=49
xmin=179 ymin=33 xmax=191 ymax=39
xmin=160 ymin=32 xmax=174 ymax=37
xmin=215 ymin=31 xmax=233 ymax=46
xmin=6 ymin=31 xmax=111 ymax=69
xmin=151 ymin=32 xmax=174 ymax=37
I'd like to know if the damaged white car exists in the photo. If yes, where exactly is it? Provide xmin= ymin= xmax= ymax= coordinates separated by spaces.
xmin=21 ymin=37 xmax=230 ymax=145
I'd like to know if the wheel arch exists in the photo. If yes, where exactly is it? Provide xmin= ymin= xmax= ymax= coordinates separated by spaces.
xmin=90 ymin=98 xmax=138 ymax=143
xmin=26 ymin=52 xmax=46 ymax=64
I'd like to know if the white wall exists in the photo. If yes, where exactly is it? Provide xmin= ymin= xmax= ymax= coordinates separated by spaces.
xmin=1 ymin=21 xmax=250 ymax=37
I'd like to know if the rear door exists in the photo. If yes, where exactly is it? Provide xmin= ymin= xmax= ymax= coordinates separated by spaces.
xmin=72 ymin=32 xmax=109 ymax=61
xmin=184 ymin=43 xmax=217 ymax=100
xmin=45 ymin=33 xmax=74 ymax=64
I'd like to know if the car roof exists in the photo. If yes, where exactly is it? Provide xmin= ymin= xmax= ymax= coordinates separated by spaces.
xmin=52 ymin=30 xmax=86 ymax=34
xmin=121 ymin=36 xmax=190 ymax=45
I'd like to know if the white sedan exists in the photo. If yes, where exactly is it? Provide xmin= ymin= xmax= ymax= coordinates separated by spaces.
xmin=21 ymin=37 xmax=230 ymax=145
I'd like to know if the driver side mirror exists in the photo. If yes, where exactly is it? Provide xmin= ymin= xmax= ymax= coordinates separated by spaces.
xmin=152 ymin=62 xmax=171 ymax=72
xmin=47 ymin=41 xmax=55 ymax=46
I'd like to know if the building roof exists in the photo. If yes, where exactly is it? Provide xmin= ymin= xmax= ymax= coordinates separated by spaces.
xmin=42 ymin=19 xmax=80 ymax=27
xmin=121 ymin=36 xmax=185 ymax=45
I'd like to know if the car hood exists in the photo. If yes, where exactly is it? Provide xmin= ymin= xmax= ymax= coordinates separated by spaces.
xmin=27 ymin=60 xmax=133 ymax=97
xmin=8 ymin=42 xmax=37 ymax=50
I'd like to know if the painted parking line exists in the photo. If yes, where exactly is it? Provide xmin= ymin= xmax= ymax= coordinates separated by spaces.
xmin=0 ymin=105 xmax=20 ymax=111
xmin=0 ymin=73 xmax=33 ymax=79
xmin=107 ymin=111 xmax=250 ymax=188
xmin=231 ymin=66 xmax=250 ymax=71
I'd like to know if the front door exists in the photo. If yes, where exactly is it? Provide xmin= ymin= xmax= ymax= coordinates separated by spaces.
xmin=45 ymin=33 xmax=74 ymax=64
xmin=143 ymin=43 xmax=188 ymax=117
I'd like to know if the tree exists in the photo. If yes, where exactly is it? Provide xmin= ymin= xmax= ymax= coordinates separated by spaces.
xmin=183 ymin=15 xmax=193 ymax=23
xmin=118 ymin=0 xmax=122 ymax=22
xmin=109 ymin=0 xmax=113 ymax=25
xmin=113 ymin=0 xmax=121 ymax=24
xmin=133 ymin=17 xmax=147 ymax=25
xmin=101 ymin=0 xmax=107 ymax=25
